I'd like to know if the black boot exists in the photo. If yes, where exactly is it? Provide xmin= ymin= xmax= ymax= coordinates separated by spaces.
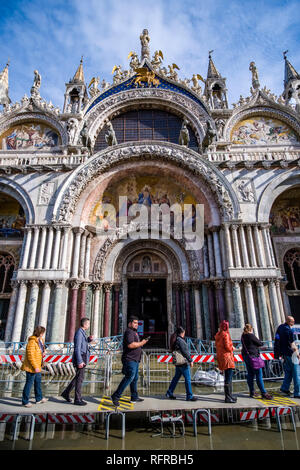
xmin=229 ymin=382 xmax=237 ymax=403
xmin=224 ymin=384 xmax=236 ymax=403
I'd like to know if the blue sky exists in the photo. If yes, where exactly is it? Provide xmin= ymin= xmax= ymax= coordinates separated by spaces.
xmin=0 ymin=0 xmax=299 ymax=109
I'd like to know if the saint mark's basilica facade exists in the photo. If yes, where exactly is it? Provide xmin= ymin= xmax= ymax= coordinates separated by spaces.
xmin=0 ymin=30 xmax=299 ymax=347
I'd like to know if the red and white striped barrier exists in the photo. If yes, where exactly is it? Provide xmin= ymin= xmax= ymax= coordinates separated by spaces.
xmin=47 ymin=414 xmax=95 ymax=424
xmin=0 ymin=414 xmax=16 ymax=423
xmin=240 ymin=410 xmax=257 ymax=421
xmin=0 ymin=355 xmax=23 ymax=364
xmin=0 ymin=355 xmax=98 ymax=364
xmin=157 ymin=353 xmax=274 ymax=363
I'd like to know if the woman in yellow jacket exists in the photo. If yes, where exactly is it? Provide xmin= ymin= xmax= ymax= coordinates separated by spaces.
xmin=21 ymin=326 xmax=48 ymax=407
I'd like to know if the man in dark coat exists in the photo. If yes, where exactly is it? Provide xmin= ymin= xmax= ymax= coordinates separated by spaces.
xmin=111 ymin=316 xmax=149 ymax=407
xmin=61 ymin=317 xmax=93 ymax=405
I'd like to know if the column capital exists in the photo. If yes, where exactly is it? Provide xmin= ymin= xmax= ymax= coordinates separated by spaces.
xmin=256 ymin=279 xmax=266 ymax=287
xmin=231 ymin=224 xmax=239 ymax=231
xmin=70 ymin=280 xmax=81 ymax=290
xmin=113 ymin=283 xmax=121 ymax=292
xmin=81 ymin=282 xmax=90 ymax=290
xmin=73 ymin=227 xmax=85 ymax=235
xmin=92 ymin=282 xmax=102 ymax=291
xmin=30 ymin=280 xmax=40 ymax=288
xmin=41 ymin=280 xmax=52 ymax=288
xmin=214 ymin=280 xmax=225 ymax=289
xmin=103 ymin=282 xmax=113 ymax=292
xmin=10 ymin=280 xmax=19 ymax=289
xmin=231 ymin=279 xmax=242 ymax=287
xmin=210 ymin=225 xmax=221 ymax=233
xmin=53 ymin=280 xmax=65 ymax=288
xmin=182 ymin=282 xmax=192 ymax=291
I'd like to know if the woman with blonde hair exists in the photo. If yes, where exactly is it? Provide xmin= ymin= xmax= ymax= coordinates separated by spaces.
xmin=241 ymin=323 xmax=272 ymax=399
xmin=21 ymin=326 xmax=48 ymax=407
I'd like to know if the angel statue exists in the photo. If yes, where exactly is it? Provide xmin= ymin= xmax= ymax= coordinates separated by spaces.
xmin=151 ymin=50 xmax=164 ymax=70
xmin=88 ymin=76 xmax=100 ymax=96
xmin=179 ymin=120 xmax=190 ymax=147
xmin=249 ymin=61 xmax=260 ymax=90
xmin=112 ymin=65 xmax=123 ymax=84
xmin=140 ymin=29 xmax=150 ymax=60
xmin=128 ymin=51 xmax=140 ymax=72
xmin=191 ymin=74 xmax=205 ymax=95
xmin=101 ymin=79 xmax=110 ymax=91
xmin=105 ymin=121 xmax=118 ymax=146
xmin=31 ymin=69 xmax=41 ymax=97
xmin=168 ymin=63 xmax=180 ymax=81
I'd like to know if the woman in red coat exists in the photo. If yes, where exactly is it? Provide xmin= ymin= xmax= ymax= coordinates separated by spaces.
xmin=215 ymin=320 xmax=237 ymax=403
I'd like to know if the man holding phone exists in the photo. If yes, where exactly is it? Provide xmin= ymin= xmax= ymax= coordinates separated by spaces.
xmin=111 ymin=316 xmax=149 ymax=407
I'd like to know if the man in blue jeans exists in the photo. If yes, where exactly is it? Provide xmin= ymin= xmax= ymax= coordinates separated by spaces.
xmin=275 ymin=316 xmax=300 ymax=398
xmin=111 ymin=316 xmax=149 ymax=407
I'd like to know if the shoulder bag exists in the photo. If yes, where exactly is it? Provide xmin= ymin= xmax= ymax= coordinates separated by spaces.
xmin=172 ymin=349 xmax=188 ymax=366
xmin=241 ymin=335 xmax=265 ymax=370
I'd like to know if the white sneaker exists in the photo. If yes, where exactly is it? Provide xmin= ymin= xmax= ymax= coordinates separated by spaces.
xmin=36 ymin=398 xmax=49 ymax=404
xmin=24 ymin=403 xmax=32 ymax=408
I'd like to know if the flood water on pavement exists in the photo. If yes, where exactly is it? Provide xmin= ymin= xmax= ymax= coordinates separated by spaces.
xmin=0 ymin=366 xmax=299 ymax=450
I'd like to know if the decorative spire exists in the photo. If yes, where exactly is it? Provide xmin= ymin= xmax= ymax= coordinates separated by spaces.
xmin=283 ymin=51 xmax=300 ymax=86
xmin=207 ymin=50 xmax=221 ymax=79
xmin=73 ymin=56 xmax=85 ymax=82
xmin=0 ymin=59 xmax=11 ymax=105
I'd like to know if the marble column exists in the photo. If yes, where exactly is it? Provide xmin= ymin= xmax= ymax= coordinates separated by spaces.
xmin=28 ymin=227 xmax=39 ymax=269
xmin=239 ymin=226 xmax=250 ymax=267
xmin=275 ymin=280 xmax=286 ymax=322
xmin=39 ymin=281 xmax=51 ymax=329
xmin=174 ymin=283 xmax=181 ymax=327
xmin=79 ymin=232 xmax=87 ymax=279
xmin=225 ymin=280 xmax=234 ymax=325
xmin=71 ymin=228 xmax=83 ymax=279
xmin=244 ymin=280 xmax=258 ymax=333
xmin=202 ymin=282 xmax=211 ymax=339
xmin=268 ymin=280 xmax=282 ymax=331
xmin=231 ymin=280 xmax=244 ymax=328
xmin=103 ymin=283 xmax=112 ymax=337
xmin=256 ymin=280 xmax=272 ymax=341
xmin=246 ymin=226 xmax=257 ymax=267
xmin=23 ymin=281 xmax=40 ymax=341
xmin=212 ymin=228 xmax=222 ymax=277
xmin=4 ymin=281 xmax=19 ymax=342
xmin=261 ymin=225 xmax=272 ymax=268
xmin=37 ymin=227 xmax=47 ymax=269
xmin=253 ymin=225 xmax=264 ymax=267
xmin=113 ymin=284 xmax=121 ymax=336
xmin=214 ymin=280 xmax=226 ymax=323
xmin=68 ymin=281 xmax=80 ymax=342
xmin=51 ymin=227 xmax=62 ymax=270
xmin=44 ymin=227 xmax=54 ymax=269
xmin=193 ymin=283 xmax=203 ymax=339
xmin=207 ymin=232 xmax=215 ymax=277
xmin=223 ymin=224 xmax=234 ymax=268
xmin=50 ymin=281 xmax=65 ymax=342
xmin=84 ymin=235 xmax=92 ymax=279
xmin=59 ymin=227 xmax=71 ymax=270
xmin=21 ymin=228 xmax=32 ymax=269
xmin=231 ymin=225 xmax=241 ymax=267
xmin=183 ymin=284 xmax=191 ymax=337
xmin=207 ymin=283 xmax=216 ymax=336
xmin=79 ymin=283 xmax=89 ymax=319
xmin=266 ymin=227 xmax=277 ymax=267
xmin=11 ymin=281 xmax=28 ymax=343
xmin=91 ymin=283 xmax=101 ymax=337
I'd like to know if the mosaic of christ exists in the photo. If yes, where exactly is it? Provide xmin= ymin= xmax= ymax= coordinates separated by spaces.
xmin=89 ymin=175 xmax=198 ymax=230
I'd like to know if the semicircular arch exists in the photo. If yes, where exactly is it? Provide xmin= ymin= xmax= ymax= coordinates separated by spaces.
xmin=0 ymin=176 xmax=35 ymax=224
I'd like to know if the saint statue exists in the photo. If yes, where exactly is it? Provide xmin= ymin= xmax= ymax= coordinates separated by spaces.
xmin=249 ymin=61 xmax=260 ymax=90
xmin=140 ymin=29 xmax=150 ymax=60
xmin=179 ymin=120 xmax=190 ymax=147
xmin=31 ymin=69 xmax=41 ymax=97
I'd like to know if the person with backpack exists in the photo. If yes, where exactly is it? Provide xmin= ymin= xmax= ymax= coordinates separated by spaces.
xmin=274 ymin=316 xmax=300 ymax=398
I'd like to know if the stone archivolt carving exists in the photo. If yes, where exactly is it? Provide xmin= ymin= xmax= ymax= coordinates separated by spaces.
xmin=54 ymin=142 xmax=236 ymax=224
xmin=84 ymin=88 xmax=208 ymax=146
xmin=93 ymin=239 xmax=189 ymax=283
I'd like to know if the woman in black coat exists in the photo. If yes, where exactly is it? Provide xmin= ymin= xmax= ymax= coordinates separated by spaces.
xmin=166 ymin=326 xmax=198 ymax=401
xmin=241 ymin=323 xmax=272 ymax=399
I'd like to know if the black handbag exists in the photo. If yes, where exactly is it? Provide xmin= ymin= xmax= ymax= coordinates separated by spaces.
xmin=172 ymin=350 xmax=188 ymax=366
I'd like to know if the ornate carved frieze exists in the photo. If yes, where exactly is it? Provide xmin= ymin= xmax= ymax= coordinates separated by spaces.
xmin=54 ymin=142 xmax=236 ymax=224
